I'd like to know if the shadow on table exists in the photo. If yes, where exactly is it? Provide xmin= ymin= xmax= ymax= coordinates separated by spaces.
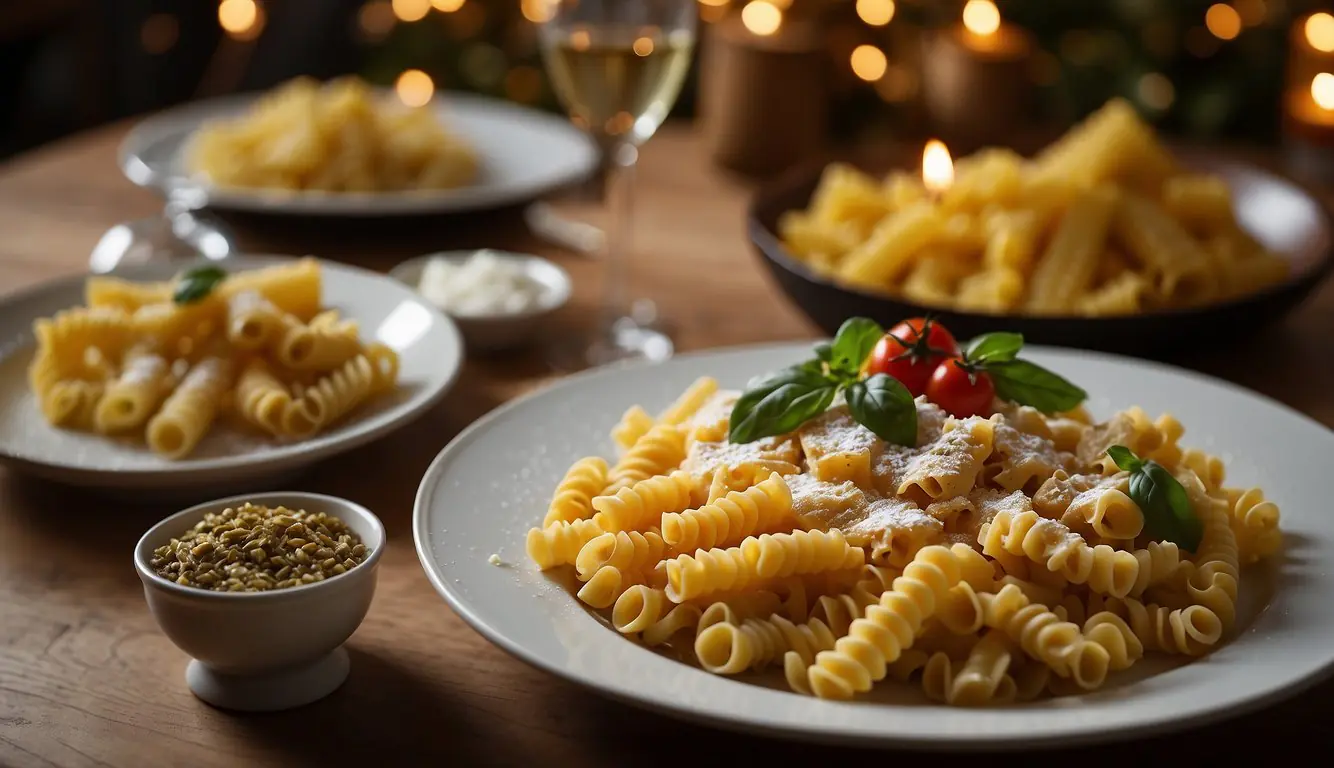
xmin=541 ymin=669 xmax=1334 ymax=766
xmin=222 ymin=646 xmax=533 ymax=766
xmin=217 ymin=203 xmax=543 ymax=272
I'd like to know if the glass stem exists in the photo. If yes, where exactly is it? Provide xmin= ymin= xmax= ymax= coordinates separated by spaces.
xmin=601 ymin=141 xmax=638 ymax=334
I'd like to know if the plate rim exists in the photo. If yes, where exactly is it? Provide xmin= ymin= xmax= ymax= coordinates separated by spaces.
xmin=0 ymin=254 xmax=465 ymax=480
xmin=413 ymin=339 xmax=1334 ymax=750
xmin=746 ymin=153 xmax=1334 ymax=324
xmin=117 ymin=89 xmax=599 ymax=216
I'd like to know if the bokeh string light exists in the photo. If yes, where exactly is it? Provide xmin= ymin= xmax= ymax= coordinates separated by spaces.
xmin=218 ymin=0 xmax=264 ymax=41
xmin=1205 ymin=3 xmax=1243 ymax=41
xmin=1307 ymin=12 xmax=1334 ymax=53
xmin=395 ymin=68 xmax=435 ymax=107
xmin=856 ymin=0 xmax=895 ymax=27
xmin=1313 ymin=72 xmax=1334 ymax=111
xmin=391 ymin=0 xmax=430 ymax=24
xmin=850 ymin=44 xmax=888 ymax=82
xmin=740 ymin=1 xmax=782 ymax=37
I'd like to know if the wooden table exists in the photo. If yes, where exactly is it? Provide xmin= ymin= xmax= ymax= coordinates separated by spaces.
xmin=2 ymin=121 xmax=1334 ymax=767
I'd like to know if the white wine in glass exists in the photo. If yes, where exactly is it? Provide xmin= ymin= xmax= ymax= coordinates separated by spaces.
xmin=538 ymin=0 xmax=697 ymax=369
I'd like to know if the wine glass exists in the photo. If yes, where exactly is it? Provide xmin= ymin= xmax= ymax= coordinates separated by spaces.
xmin=537 ymin=0 xmax=698 ymax=369
xmin=90 ymin=154 xmax=235 ymax=274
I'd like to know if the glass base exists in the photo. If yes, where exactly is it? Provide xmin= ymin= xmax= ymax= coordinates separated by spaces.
xmin=548 ymin=315 xmax=674 ymax=372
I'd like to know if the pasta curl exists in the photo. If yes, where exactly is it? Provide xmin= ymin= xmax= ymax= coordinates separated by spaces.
xmin=661 ymin=472 xmax=794 ymax=553
xmin=544 ymin=457 xmax=610 ymax=527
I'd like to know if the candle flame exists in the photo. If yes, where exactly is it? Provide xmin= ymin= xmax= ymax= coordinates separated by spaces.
xmin=1313 ymin=73 xmax=1334 ymax=111
xmin=922 ymin=139 xmax=954 ymax=194
xmin=962 ymin=0 xmax=1000 ymax=36
xmin=741 ymin=1 xmax=783 ymax=36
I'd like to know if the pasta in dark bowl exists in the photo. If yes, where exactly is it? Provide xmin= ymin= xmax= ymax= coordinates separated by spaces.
xmin=747 ymin=101 xmax=1334 ymax=357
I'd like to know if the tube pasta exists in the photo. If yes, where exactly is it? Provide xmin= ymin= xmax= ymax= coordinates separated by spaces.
xmin=27 ymin=259 xmax=399 ymax=459
xmin=276 ymin=310 xmax=363 ymax=371
xmin=146 ymin=357 xmax=233 ymax=459
xmin=774 ymin=98 xmax=1284 ymax=314
xmin=94 ymin=346 xmax=174 ymax=434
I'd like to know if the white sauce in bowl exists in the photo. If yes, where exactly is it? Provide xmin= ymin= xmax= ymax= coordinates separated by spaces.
xmin=417 ymin=250 xmax=545 ymax=317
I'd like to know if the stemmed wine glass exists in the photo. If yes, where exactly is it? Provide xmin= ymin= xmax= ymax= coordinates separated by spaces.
xmin=89 ymin=154 xmax=234 ymax=274
xmin=536 ymin=0 xmax=698 ymax=369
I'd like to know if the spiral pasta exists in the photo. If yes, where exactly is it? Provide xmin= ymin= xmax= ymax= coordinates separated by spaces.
xmin=791 ymin=543 xmax=991 ymax=700
xmin=28 ymin=259 xmax=400 ymax=459
xmin=980 ymin=502 xmax=1145 ymax=599
xmin=234 ymin=357 xmax=293 ymax=437
xmin=544 ymin=457 xmax=610 ymax=527
xmin=611 ymin=406 xmax=655 ymax=453
xmin=665 ymin=529 xmax=863 ymax=602
xmin=590 ymin=471 xmax=695 ymax=534
xmin=1225 ymin=486 xmax=1281 ymax=564
xmin=921 ymin=629 xmax=1018 ymax=706
xmin=661 ymin=472 xmax=794 ymax=553
xmin=606 ymin=424 xmax=687 ymax=492
xmin=576 ymin=529 xmax=667 ymax=581
xmin=527 ymin=379 xmax=1281 ymax=708
xmin=527 ymin=517 xmax=606 ymax=571
xmin=282 ymin=354 xmax=378 ymax=437
xmin=695 ymin=613 xmax=840 ymax=675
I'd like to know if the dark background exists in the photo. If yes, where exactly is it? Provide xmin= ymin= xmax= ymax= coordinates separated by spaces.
xmin=0 ymin=0 xmax=1326 ymax=162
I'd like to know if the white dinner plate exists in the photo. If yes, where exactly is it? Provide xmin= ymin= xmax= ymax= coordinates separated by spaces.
xmin=413 ymin=341 xmax=1334 ymax=750
xmin=0 ymin=255 xmax=463 ymax=500
xmin=119 ymin=90 xmax=599 ymax=217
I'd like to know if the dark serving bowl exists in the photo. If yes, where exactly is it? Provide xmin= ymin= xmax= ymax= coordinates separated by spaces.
xmin=747 ymin=150 xmax=1334 ymax=357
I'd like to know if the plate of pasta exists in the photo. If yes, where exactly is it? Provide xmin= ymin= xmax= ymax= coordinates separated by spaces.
xmin=414 ymin=316 xmax=1333 ymax=749
xmin=119 ymin=76 xmax=598 ymax=217
xmin=0 ymin=256 xmax=462 ymax=496
xmin=749 ymin=99 xmax=1333 ymax=355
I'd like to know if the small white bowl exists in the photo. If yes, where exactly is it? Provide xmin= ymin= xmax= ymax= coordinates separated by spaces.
xmin=389 ymin=249 xmax=572 ymax=353
xmin=134 ymin=491 xmax=385 ymax=712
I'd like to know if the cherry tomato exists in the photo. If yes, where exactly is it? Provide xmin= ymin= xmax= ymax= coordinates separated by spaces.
xmin=925 ymin=357 xmax=996 ymax=418
xmin=864 ymin=317 xmax=962 ymax=397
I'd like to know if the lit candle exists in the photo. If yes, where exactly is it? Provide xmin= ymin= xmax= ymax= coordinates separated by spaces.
xmin=920 ymin=0 xmax=1035 ymax=152
xmin=922 ymin=139 xmax=955 ymax=198
xmin=1283 ymin=15 xmax=1334 ymax=182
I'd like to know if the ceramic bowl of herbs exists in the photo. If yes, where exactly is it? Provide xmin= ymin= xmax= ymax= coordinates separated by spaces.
xmin=134 ymin=491 xmax=385 ymax=712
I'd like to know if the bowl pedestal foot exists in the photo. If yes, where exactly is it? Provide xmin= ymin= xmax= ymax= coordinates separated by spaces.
xmin=185 ymin=646 xmax=350 ymax=712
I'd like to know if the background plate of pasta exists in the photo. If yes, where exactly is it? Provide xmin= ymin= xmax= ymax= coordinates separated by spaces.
xmin=413 ymin=333 xmax=1334 ymax=750
xmin=0 ymin=255 xmax=462 ymax=496
xmin=118 ymin=77 xmax=598 ymax=217
xmin=748 ymin=99 xmax=1334 ymax=356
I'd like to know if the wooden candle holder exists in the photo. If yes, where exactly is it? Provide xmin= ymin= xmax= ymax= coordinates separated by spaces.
xmin=697 ymin=12 xmax=829 ymax=176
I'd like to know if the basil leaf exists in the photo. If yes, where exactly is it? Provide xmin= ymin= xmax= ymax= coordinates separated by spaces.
xmin=988 ymin=359 xmax=1087 ymax=414
xmin=828 ymin=317 xmax=883 ymax=377
xmin=1129 ymin=460 xmax=1203 ymax=552
xmin=173 ymin=265 xmax=228 ymax=305
xmin=813 ymin=341 xmax=833 ymax=363
xmin=728 ymin=366 xmax=839 ymax=444
xmin=966 ymin=332 xmax=1024 ymax=366
xmin=1106 ymin=445 xmax=1144 ymax=473
xmin=845 ymin=373 xmax=917 ymax=447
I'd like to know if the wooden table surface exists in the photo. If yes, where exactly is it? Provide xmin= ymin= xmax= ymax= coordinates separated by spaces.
xmin=2 ymin=120 xmax=1334 ymax=767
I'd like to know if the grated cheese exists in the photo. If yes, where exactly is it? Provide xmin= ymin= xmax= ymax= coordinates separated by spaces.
xmin=418 ymin=250 xmax=544 ymax=316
